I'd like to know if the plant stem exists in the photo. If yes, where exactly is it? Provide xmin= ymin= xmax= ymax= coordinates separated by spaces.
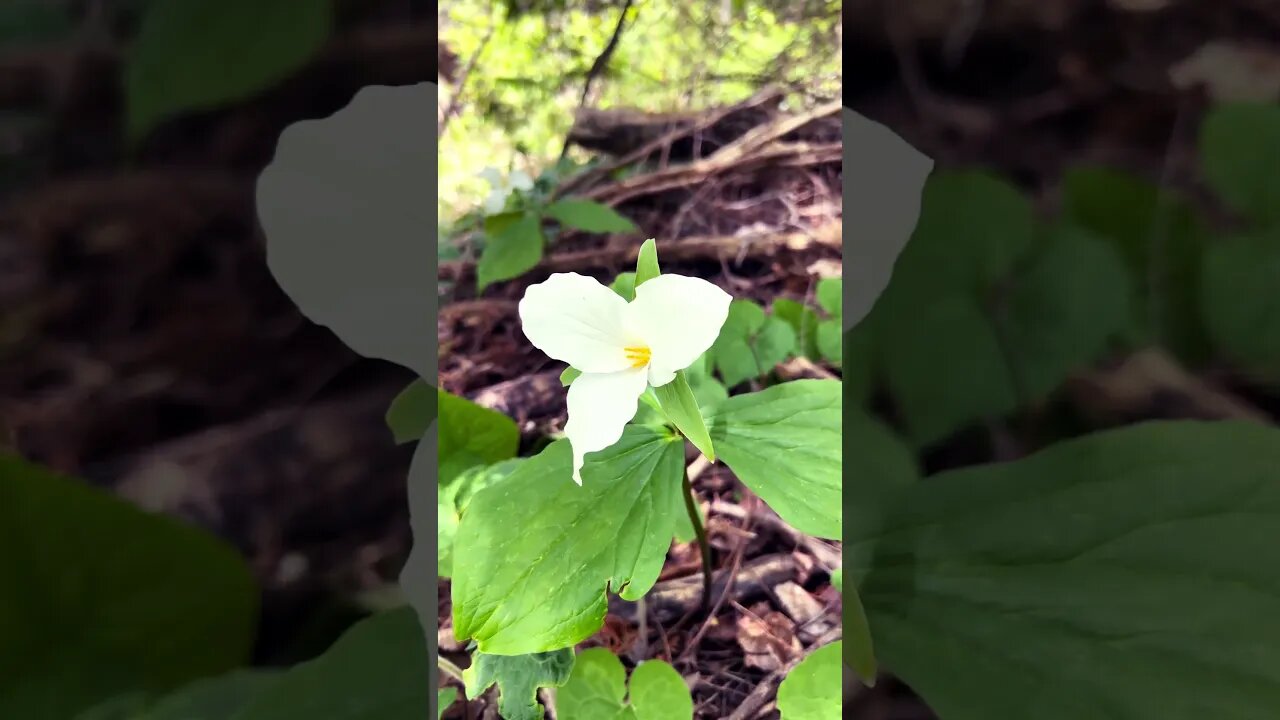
xmin=681 ymin=472 xmax=713 ymax=613
xmin=438 ymin=655 xmax=466 ymax=684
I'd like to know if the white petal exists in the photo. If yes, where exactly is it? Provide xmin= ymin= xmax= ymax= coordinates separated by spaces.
xmin=625 ymin=274 xmax=732 ymax=385
xmin=509 ymin=170 xmax=534 ymax=191
xmin=482 ymin=189 xmax=507 ymax=215
xmin=477 ymin=166 xmax=503 ymax=187
xmin=564 ymin=367 xmax=649 ymax=484
xmin=519 ymin=273 xmax=635 ymax=373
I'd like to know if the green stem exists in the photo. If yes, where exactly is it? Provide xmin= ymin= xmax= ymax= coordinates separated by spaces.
xmin=681 ymin=472 xmax=713 ymax=613
xmin=438 ymin=655 xmax=465 ymax=684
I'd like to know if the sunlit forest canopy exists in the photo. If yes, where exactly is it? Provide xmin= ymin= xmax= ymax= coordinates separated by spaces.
xmin=438 ymin=0 xmax=841 ymax=221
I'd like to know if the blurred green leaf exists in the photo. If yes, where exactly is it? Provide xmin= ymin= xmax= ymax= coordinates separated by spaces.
xmin=776 ymin=641 xmax=843 ymax=720
xmin=560 ymin=367 xmax=582 ymax=386
xmin=464 ymin=649 xmax=574 ymax=720
xmin=436 ymin=688 xmax=456 ymax=720
xmin=853 ymin=420 xmax=1280 ymax=720
xmin=707 ymin=380 xmax=841 ymax=539
xmin=634 ymin=238 xmax=661 ymax=287
xmin=711 ymin=300 xmax=797 ymax=387
xmin=1200 ymin=102 xmax=1280 ymax=226
xmin=141 ymin=670 xmax=280 ymax=720
xmin=816 ymin=320 xmax=842 ymax=365
xmin=557 ymin=648 xmax=692 ymax=720
xmin=998 ymin=227 xmax=1133 ymax=401
xmin=610 ymin=272 xmax=638 ymax=301
xmin=233 ymin=608 xmax=429 ymax=719
xmin=437 ymin=388 xmax=519 ymax=485
xmin=1061 ymin=166 xmax=1209 ymax=363
xmin=1201 ymin=230 xmax=1280 ymax=384
xmin=772 ymin=299 xmax=820 ymax=359
xmin=126 ymin=0 xmax=333 ymax=141
xmin=386 ymin=380 xmax=435 ymax=444
xmin=477 ymin=212 xmax=544 ymax=290
xmin=0 ymin=454 xmax=258 ymax=719
xmin=544 ymin=199 xmax=637 ymax=234
xmin=815 ymin=277 xmax=842 ymax=318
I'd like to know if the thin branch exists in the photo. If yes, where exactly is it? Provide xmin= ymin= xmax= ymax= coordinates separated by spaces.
xmin=558 ymin=0 xmax=635 ymax=158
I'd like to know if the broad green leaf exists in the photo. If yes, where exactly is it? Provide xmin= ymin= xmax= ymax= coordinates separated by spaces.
xmin=998 ymin=226 xmax=1133 ymax=400
xmin=711 ymin=300 xmax=797 ymax=387
xmin=437 ymin=388 xmax=519 ymax=485
xmin=452 ymin=426 xmax=684 ymax=654
xmin=234 ymin=608 xmax=429 ymax=719
xmin=477 ymin=212 xmax=544 ymax=290
xmin=816 ymin=320 xmax=841 ymax=365
xmin=830 ymin=568 xmax=842 ymax=593
xmin=634 ymin=239 xmax=661 ymax=287
xmin=610 ymin=272 xmax=637 ymax=301
xmin=1061 ymin=166 xmax=1209 ymax=362
xmin=558 ymin=648 xmax=692 ymax=720
xmin=653 ymin=372 xmax=715 ymax=462
xmin=842 ymin=322 xmax=876 ymax=404
xmin=897 ymin=170 xmax=1035 ymax=299
xmin=777 ymin=641 xmax=843 ymax=720
xmin=483 ymin=211 xmax=523 ymax=236
xmin=560 ymin=367 xmax=582 ymax=386
xmin=845 ymin=406 xmax=918 ymax=535
xmin=386 ymin=380 xmax=435 ymax=444
xmin=881 ymin=295 xmax=1017 ymax=448
xmin=706 ymin=380 xmax=841 ymax=539
xmin=125 ymin=0 xmax=333 ymax=141
xmin=816 ymin=277 xmax=842 ymax=318
xmin=544 ymin=199 xmax=637 ymax=233
xmin=438 ymin=460 xmax=523 ymax=578
xmin=1201 ymin=231 xmax=1280 ymax=383
xmin=1200 ymin=102 xmax=1280 ymax=226
xmin=844 ymin=587 xmax=877 ymax=687
xmin=772 ymin=298 xmax=820 ymax=359
xmin=853 ymin=420 xmax=1280 ymax=720
xmin=141 ymin=670 xmax=281 ymax=720
xmin=0 ymin=454 xmax=257 ymax=719
xmin=464 ymin=649 xmax=574 ymax=720
xmin=436 ymin=689 xmax=456 ymax=719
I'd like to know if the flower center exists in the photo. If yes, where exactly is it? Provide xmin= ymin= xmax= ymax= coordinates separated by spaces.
xmin=623 ymin=345 xmax=651 ymax=369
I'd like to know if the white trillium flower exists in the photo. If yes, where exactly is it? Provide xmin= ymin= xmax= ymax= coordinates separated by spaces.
xmin=478 ymin=167 xmax=535 ymax=215
xmin=519 ymin=271 xmax=732 ymax=485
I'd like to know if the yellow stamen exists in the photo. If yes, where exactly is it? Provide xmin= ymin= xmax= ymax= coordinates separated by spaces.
xmin=624 ymin=345 xmax=651 ymax=369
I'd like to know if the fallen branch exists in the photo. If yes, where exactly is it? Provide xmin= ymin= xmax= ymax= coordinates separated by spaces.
xmin=438 ymin=222 xmax=840 ymax=282
xmin=608 ymin=553 xmax=800 ymax=625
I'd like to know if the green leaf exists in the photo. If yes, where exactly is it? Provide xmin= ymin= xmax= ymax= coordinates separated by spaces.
xmin=706 ymin=380 xmax=841 ymax=539
xmin=844 ymin=406 xmax=918 ymax=535
xmin=1200 ymin=102 xmax=1280 ymax=226
xmin=544 ymin=199 xmax=637 ymax=233
xmin=437 ymin=689 xmax=456 ymax=720
xmin=464 ymin=649 xmax=574 ymax=720
xmin=830 ymin=568 xmax=842 ymax=593
xmin=882 ymin=295 xmax=1017 ymax=448
xmin=71 ymin=693 xmax=150 ymax=720
xmin=0 ymin=454 xmax=258 ymax=719
xmin=653 ymin=372 xmax=715 ymax=462
xmin=772 ymin=299 xmax=820 ymax=359
xmin=438 ymin=460 xmax=523 ymax=579
xmin=560 ymin=367 xmax=582 ymax=386
xmin=1201 ymin=231 xmax=1280 ymax=383
xmin=634 ymin=238 xmax=661 ymax=287
xmin=478 ymin=212 xmax=545 ymax=291
xmin=610 ymin=272 xmax=637 ymax=301
xmin=776 ymin=641 xmax=843 ymax=720
xmin=998 ymin=226 xmax=1133 ymax=401
xmin=386 ymin=380 xmax=436 ymax=444
xmin=844 ymin=587 xmax=877 ymax=687
xmin=558 ymin=648 xmax=692 ymax=720
xmin=711 ymin=300 xmax=797 ymax=387
xmin=816 ymin=277 xmax=842 ymax=318
xmin=842 ymin=322 xmax=877 ymax=404
xmin=125 ymin=0 xmax=333 ymax=141
xmin=452 ymin=426 xmax=684 ymax=654
xmin=141 ymin=670 xmax=281 ymax=720
xmin=853 ymin=420 xmax=1280 ymax=720
xmin=816 ymin=320 xmax=841 ymax=365
xmin=234 ymin=608 xmax=429 ymax=719
xmin=437 ymin=388 xmax=519 ymax=485
xmin=1061 ymin=166 xmax=1209 ymax=362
